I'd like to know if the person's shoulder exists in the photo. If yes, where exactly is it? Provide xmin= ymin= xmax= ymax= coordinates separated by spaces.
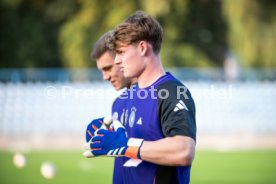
xmin=112 ymin=89 xmax=128 ymax=104
xmin=154 ymin=72 xmax=184 ymax=88
xmin=158 ymin=79 xmax=183 ymax=88
xmin=156 ymin=74 xmax=194 ymax=105
xmin=112 ymin=96 xmax=121 ymax=106
xmin=156 ymin=76 xmax=187 ymax=94
xmin=112 ymin=84 xmax=137 ymax=106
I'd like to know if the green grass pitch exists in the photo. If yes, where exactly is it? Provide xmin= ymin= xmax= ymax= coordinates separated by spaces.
xmin=0 ymin=150 xmax=276 ymax=184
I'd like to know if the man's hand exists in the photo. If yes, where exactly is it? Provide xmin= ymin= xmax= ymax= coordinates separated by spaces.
xmin=85 ymin=117 xmax=107 ymax=143
xmin=85 ymin=116 xmax=113 ymax=143
xmin=83 ymin=120 xmax=144 ymax=159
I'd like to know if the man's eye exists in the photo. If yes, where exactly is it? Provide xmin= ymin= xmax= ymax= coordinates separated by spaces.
xmin=102 ymin=66 xmax=112 ymax=71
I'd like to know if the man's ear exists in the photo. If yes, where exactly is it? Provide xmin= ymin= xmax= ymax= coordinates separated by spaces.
xmin=139 ymin=41 xmax=148 ymax=56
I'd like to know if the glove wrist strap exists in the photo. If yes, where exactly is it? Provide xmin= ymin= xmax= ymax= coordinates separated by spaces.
xmin=125 ymin=138 xmax=144 ymax=159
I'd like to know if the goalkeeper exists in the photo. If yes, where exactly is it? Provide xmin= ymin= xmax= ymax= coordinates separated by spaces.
xmin=85 ymin=11 xmax=196 ymax=184
xmin=87 ymin=30 xmax=137 ymax=184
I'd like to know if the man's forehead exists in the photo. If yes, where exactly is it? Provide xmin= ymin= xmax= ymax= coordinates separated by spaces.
xmin=97 ymin=61 xmax=113 ymax=69
xmin=96 ymin=53 xmax=114 ymax=69
xmin=115 ymin=41 xmax=141 ymax=51
xmin=115 ymin=42 xmax=129 ymax=50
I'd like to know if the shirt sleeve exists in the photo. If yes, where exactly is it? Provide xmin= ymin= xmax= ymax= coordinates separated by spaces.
xmin=157 ymin=80 xmax=196 ymax=141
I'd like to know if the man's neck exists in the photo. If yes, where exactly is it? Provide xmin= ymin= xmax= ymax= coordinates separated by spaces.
xmin=137 ymin=55 xmax=165 ymax=88
xmin=126 ymin=78 xmax=138 ymax=89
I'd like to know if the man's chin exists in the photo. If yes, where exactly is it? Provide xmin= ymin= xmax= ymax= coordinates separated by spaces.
xmin=122 ymin=73 xmax=132 ymax=78
xmin=113 ymin=84 xmax=122 ymax=91
xmin=123 ymin=71 xmax=137 ymax=79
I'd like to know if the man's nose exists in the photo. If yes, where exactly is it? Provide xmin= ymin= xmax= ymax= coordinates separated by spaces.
xmin=103 ymin=72 xmax=111 ymax=81
xmin=114 ymin=55 xmax=121 ymax=65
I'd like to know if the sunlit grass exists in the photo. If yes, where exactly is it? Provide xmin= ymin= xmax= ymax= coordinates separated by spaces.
xmin=1 ymin=150 xmax=276 ymax=184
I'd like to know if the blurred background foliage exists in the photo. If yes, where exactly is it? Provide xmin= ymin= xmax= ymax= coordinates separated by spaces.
xmin=0 ymin=0 xmax=275 ymax=68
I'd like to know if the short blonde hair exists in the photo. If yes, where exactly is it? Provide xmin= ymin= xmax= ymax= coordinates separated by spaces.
xmin=111 ymin=11 xmax=163 ymax=54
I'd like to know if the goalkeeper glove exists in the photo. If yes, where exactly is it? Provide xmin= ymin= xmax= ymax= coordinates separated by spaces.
xmin=83 ymin=120 xmax=144 ymax=159
xmin=85 ymin=117 xmax=113 ymax=142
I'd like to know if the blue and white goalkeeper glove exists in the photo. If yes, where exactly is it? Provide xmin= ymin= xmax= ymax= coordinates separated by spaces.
xmin=83 ymin=120 xmax=144 ymax=159
xmin=85 ymin=117 xmax=113 ymax=143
